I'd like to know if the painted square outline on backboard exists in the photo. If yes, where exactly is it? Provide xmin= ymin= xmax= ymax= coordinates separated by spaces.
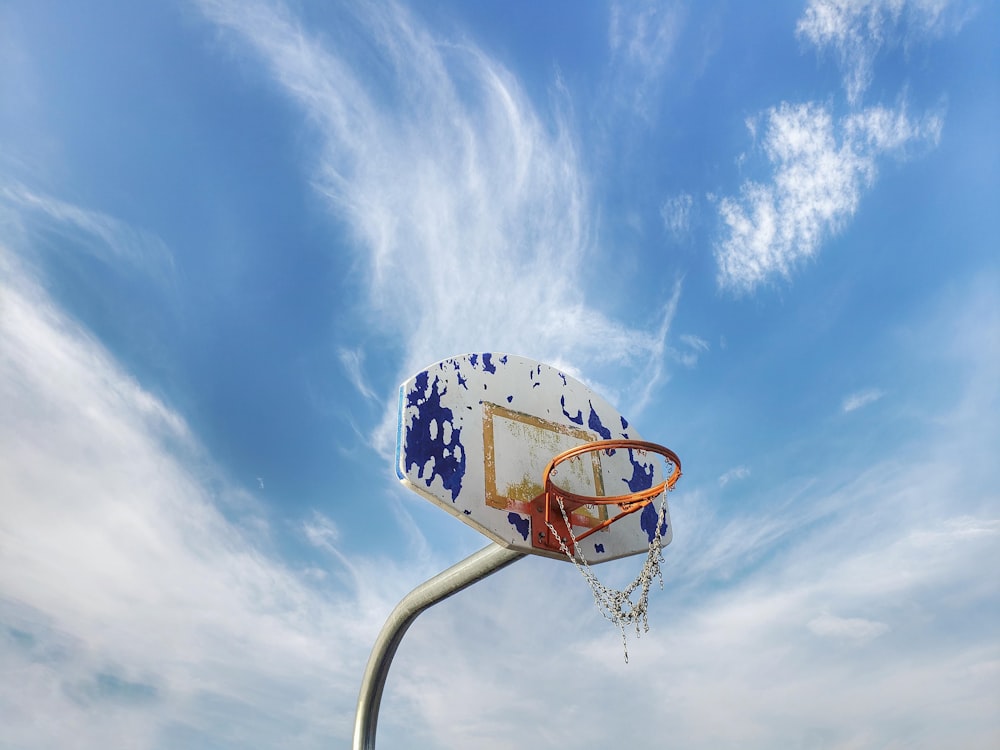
xmin=482 ymin=402 xmax=608 ymax=524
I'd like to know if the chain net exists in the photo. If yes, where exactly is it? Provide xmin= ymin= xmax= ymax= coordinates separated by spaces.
xmin=545 ymin=485 xmax=673 ymax=663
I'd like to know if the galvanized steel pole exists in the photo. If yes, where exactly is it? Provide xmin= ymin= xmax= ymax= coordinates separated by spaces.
xmin=352 ymin=543 xmax=525 ymax=750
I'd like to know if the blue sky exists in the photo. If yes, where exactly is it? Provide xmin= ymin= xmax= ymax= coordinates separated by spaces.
xmin=1 ymin=1 xmax=997 ymax=747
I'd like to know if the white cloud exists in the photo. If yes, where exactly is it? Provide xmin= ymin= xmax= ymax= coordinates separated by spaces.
xmin=609 ymin=0 xmax=683 ymax=67
xmin=337 ymin=347 xmax=377 ymax=401
xmin=636 ymin=458 xmax=998 ymax=748
xmin=668 ymin=332 xmax=710 ymax=369
xmin=198 ymin=0 xmax=676 ymax=449
xmin=910 ymin=516 xmax=1000 ymax=546
xmin=797 ymin=0 xmax=969 ymax=104
xmin=842 ymin=387 xmax=884 ymax=412
xmin=718 ymin=464 xmax=750 ymax=487
xmin=715 ymin=100 xmax=941 ymax=292
xmin=382 ymin=444 xmax=1000 ymax=748
xmin=808 ymin=612 xmax=890 ymax=641
xmin=3 ymin=235 xmax=997 ymax=748
xmin=449 ymin=277 xmax=999 ymax=748
xmin=301 ymin=510 xmax=362 ymax=577
xmin=715 ymin=0 xmax=961 ymax=294
xmin=680 ymin=333 xmax=709 ymax=353
xmin=608 ymin=0 xmax=685 ymax=115
xmin=0 ymin=248 xmax=440 ymax=748
xmin=661 ymin=192 xmax=694 ymax=239
xmin=625 ymin=278 xmax=683 ymax=414
xmin=303 ymin=511 xmax=340 ymax=550
xmin=0 ymin=181 xmax=173 ymax=276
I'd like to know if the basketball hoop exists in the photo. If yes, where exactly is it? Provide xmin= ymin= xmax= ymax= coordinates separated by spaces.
xmin=531 ymin=439 xmax=681 ymax=661
xmin=377 ymin=354 xmax=689 ymax=750
xmin=398 ymin=354 xmax=685 ymax=663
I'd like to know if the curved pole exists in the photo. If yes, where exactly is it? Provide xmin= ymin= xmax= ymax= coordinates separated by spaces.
xmin=352 ymin=543 xmax=525 ymax=750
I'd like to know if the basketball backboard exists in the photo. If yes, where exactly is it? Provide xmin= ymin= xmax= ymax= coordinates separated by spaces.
xmin=396 ymin=353 xmax=672 ymax=563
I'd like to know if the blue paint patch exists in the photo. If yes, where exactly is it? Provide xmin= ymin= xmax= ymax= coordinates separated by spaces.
xmin=622 ymin=449 xmax=654 ymax=492
xmin=594 ymin=543 xmax=605 ymax=554
xmin=631 ymin=449 xmax=668 ymax=543
xmin=588 ymin=402 xmax=612 ymax=439
xmin=469 ymin=353 xmax=479 ymax=368
xmin=482 ymin=353 xmax=496 ymax=373
xmin=640 ymin=504 xmax=669 ymax=543
xmin=558 ymin=372 xmax=567 ymax=386
xmin=533 ymin=381 xmax=540 ymax=387
xmin=506 ymin=395 xmax=514 ymax=403
xmin=457 ymin=372 xmax=468 ymax=389
xmin=620 ymin=416 xmax=629 ymax=430
xmin=404 ymin=372 xmax=466 ymax=501
xmin=500 ymin=354 xmax=508 ymax=364
xmin=507 ymin=512 xmax=530 ymax=541
xmin=561 ymin=395 xmax=583 ymax=425
xmin=463 ymin=509 xmax=472 ymax=515
xmin=406 ymin=371 xmax=428 ymax=407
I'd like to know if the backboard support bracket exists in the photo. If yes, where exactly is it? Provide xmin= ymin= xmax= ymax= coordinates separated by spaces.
xmin=352 ymin=543 xmax=525 ymax=750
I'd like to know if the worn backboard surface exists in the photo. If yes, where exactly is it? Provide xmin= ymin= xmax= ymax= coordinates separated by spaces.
xmin=397 ymin=353 xmax=672 ymax=563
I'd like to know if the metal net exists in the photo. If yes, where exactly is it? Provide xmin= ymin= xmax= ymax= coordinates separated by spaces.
xmin=545 ymin=489 xmax=672 ymax=663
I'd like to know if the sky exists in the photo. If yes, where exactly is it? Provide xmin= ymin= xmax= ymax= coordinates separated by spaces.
xmin=0 ymin=0 xmax=997 ymax=748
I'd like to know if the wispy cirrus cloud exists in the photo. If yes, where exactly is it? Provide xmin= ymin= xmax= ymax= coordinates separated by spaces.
xmin=302 ymin=510 xmax=341 ymax=551
xmin=718 ymin=464 xmax=750 ymax=487
xmin=679 ymin=333 xmax=709 ymax=353
xmin=798 ymin=0 xmax=971 ymax=105
xmin=661 ymin=191 xmax=694 ymax=240
xmin=609 ymin=0 xmax=683 ymax=70
xmin=715 ymin=100 xmax=941 ymax=292
xmin=807 ymin=612 xmax=889 ymax=641
xmin=338 ymin=347 xmax=377 ymax=401
xmin=608 ymin=0 xmax=685 ymax=117
xmin=4 ymin=210 xmax=995 ymax=749
xmin=0 ymin=247 xmax=443 ymax=749
xmin=198 ymin=0 xmax=677 ymax=446
xmin=0 ymin=182 xmax=173 ymax=275
xmin=388 ymin=335 xmax=1000 ymax=747
xmin=669 ymin=332 xmax=709 ymax=369
xmin=842 ymin=387 xmax=884 ymax=412
xmin=639 ymin=502 xmax=997 ymax=747
xmin=648 ymin=417 xmax=998 ymax=748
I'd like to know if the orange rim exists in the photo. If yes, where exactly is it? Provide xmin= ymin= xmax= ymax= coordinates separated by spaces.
xmin=543 ymin=439 xmax=681 ymax=507
xmin=530 ymin=439 xmax=681 ymax=552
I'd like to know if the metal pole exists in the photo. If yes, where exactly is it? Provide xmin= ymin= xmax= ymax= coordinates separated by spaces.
xmin=352 ymin=542 xmax=525 ymax=750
